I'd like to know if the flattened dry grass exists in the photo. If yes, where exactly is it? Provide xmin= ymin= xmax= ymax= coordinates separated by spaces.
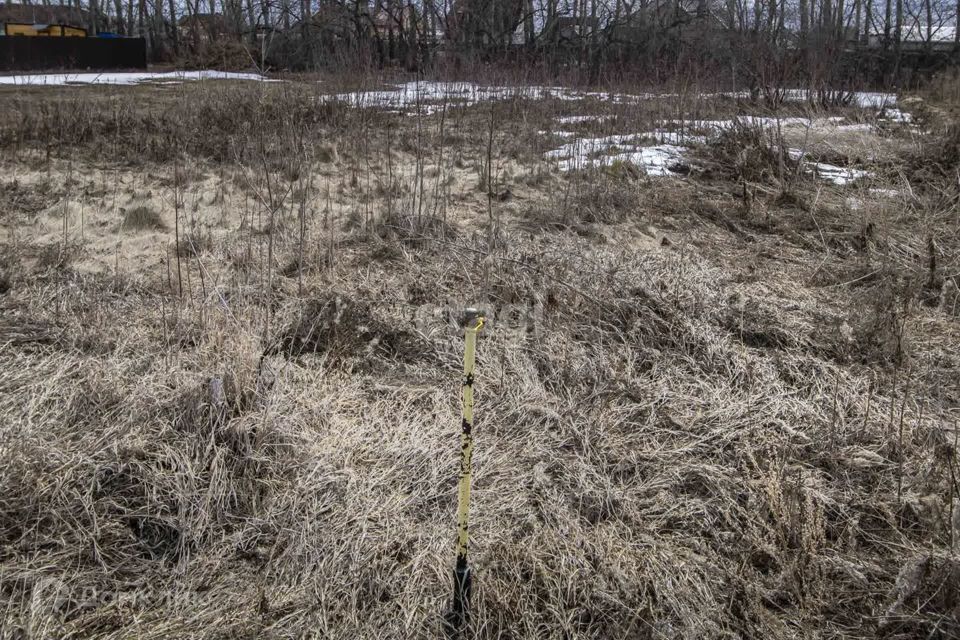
xmin=1 ymin=221 xmax=958 ymax=638
xmin=0 ymin=79 xmax=958 ymax=640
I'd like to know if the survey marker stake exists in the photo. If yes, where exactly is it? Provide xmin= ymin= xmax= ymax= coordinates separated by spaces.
xmin=444 ymin=308 xmax=485 ymax=637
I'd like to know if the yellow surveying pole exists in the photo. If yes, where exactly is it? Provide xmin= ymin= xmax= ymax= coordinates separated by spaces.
xmin=445 ymin=308 xmax=484 ymax=636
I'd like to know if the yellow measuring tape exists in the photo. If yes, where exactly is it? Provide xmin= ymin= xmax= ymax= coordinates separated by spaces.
xmin=455 ymin=314 xmax=482 ymax=563
xmin=446 ymin=310 xmax=484 ymax=635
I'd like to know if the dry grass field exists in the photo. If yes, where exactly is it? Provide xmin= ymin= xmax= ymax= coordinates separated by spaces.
xmin=1 ymin=72 xmax=959 ymax=639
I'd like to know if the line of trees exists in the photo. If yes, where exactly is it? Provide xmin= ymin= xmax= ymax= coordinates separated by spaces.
xmin=20 ymin=0 xmax=960 ymax=80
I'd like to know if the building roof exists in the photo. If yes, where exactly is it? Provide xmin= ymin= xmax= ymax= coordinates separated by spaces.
xmin=869 ymin=24 xmax=957 ymax=43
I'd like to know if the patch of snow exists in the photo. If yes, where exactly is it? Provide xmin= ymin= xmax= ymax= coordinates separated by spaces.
xmin=698 ymin=89 xmax=896 ymax=108
xmin=543 ymin=114 xmax=877 ymax=181
xmin=810 ymin=162 xmax=871 ymax=185
xmin=545 ymin=126 xmax=872 ymax=184
xmin=658 ymin=115 xmax=843 ymax=135
xmin=556 ymin=114 xmax=613 ymax=124
xmin=606 ymin=146 xmax=688 ymax=175
xmin=870 ymin=187 xmax=901 ymax=197
xmin=781 ymin=89 xmax=897 ymax=108
xmin=790 ymin=154 xmax=868 ymax=185
xmin=788 ymin=149 xmax=871 ymax=185
xmin=538 ymin=130 xmax=578 ymax=138
xmin=661 ymin=117 xmax=878 ymax=185
xmin=627 ymin=115 xmax=849 ymax=148
xmin=553 ymin=89 xmax=661 ymax=103
xmin=326 ymin=81 xmax=902 ymax=118
xmin=850 ymin=92 xmax=897 ymax=108
xmin=845 ymin=196 xmax=864 ymax=210
xmin=545 ymin=134 xmax=646 ymax=160
xmin=545 ymin=132 xmax=690 ymax=176
xmin=558 ymin=144 xmax=688 ymax=174
xmin=326 ymin=82 xmax=611 ymax=113
xmin=0 ymin=70 xmax=269 ymax=86
xmin=835 ymin=123 xmax=875 ymax=132
xmin=642 ymin=129 xmax=709 ymax=145
xmin=744 ymin=115 xmax=846 ymax=127
xmin=879 ymin=107 xmax=913 ymax=123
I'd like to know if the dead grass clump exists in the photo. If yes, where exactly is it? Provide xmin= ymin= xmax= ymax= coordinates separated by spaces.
xmin=923 ymin=67 xmax=960 ymax=109
xmin=721 ymin=296 xmax=804 ymax=350
xmin=175 ymin=229 xmax=213 ymax=258
xmin=773 ymin=189 xmax=810 ymax=212
xmin=566 ymin=173 xmax=641 ymax=225
xmin=880 ymin=554 xmax=960 ymax=638
xmin=122 ymin=205 xmax=166 ymax=231
xmin=528 ymin=173 xmax=641 ymax=229
xmin=707 ymin=120 xmax=795 ymax=185
xmin=34 ymin=242 xmax=80 ymax=272
xmin=0 ymin=313 xmax=60 ymax=351
xmin=845 ymin=278 xmax=913 ymax=365
xmin=1 ymin=179 xmax=58 ymax=216
xmin=936 ymin=121 xmax=960 ymax=166
xmin=374 ymin=211 xmax=458 ymax=247
xmin=905 ymin=119 xmax=960 ymax=192
xmin=806 ymin=267 xmax=915 ymax=365
xmin=941 ymin=279 xmax=960 ymax=316
xmin=164 ymin=373 xmax=263 ymax=460
xmin=0 ymin=248 xmax=16 ymax=295
xmin=271 ymin=293 xmax=426 ymax=362
xmin=280 ymin=253 xmax=325 ymax=278
xmin=316 ymin=142 xmax=338 ymax=164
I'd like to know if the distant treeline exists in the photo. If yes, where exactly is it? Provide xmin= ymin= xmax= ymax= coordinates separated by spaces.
xmin=40 ymin=0 xmax=960 ymax=84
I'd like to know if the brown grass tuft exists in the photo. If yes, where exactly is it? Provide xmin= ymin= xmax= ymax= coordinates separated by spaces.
xmin=122 ymin=205 xmax=166 ymax=231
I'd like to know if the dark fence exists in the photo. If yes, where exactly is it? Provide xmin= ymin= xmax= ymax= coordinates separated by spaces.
xmin=0 ymin=37 xmax=147 ymax=71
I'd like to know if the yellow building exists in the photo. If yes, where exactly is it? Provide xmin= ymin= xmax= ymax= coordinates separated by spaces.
xmin=4 ymin=23 xmax=87 ymax=37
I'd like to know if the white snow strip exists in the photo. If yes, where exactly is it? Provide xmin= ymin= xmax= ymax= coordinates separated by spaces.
xmin=545 ymin=117 xmax=875 ymax=184
xmin=327 ymin=82 xmax=582 ymax=112
xmin=556 ymin=114 xmax=613 ymax=124
xmin=607 ymin=146 xmax=688 ymax=175
xmin=642 ymin=129 xmax=708 ymax=145
xmin=627 ymin=115 xmax=847 ymax=147
xmin=879 ymin=107 xmax=913 ymax=123
xmin=545 ymin=132 xmax=690 ymax=176
xmin=781 ymin=89 xmax=896 ymax=108
xmin=835 ymin=123 xmax=875 ymax=132
xmin=545 ymin=134 xmax=647 ymax=160
xmin=810 ymin=162 xmax=871 ymax=185
xmin=328 ymin=81 xmax=900 ymax=114
xmin=557 ymin=144 xmax=688 ymax=174
xmin=851 ymin=92 xmax=897 ymax=108
xmin=538 ymin=130 xmax=578 ymax=138
xmin=0 ymin=70 xmax=269 ymax=86
xmin=787 ymin=148 xmax=871 ymax=185
xmin=658 ymin=115 xmax=844 ymax=134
